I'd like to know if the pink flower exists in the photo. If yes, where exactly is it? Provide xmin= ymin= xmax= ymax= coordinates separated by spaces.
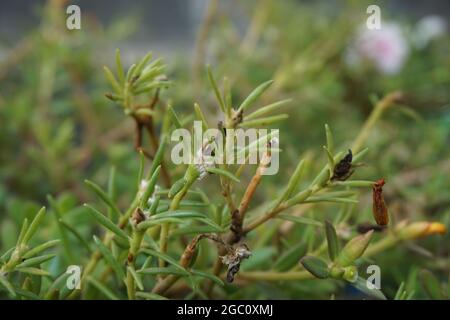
xmin=346 ymin=23 xmax=409 ymax=75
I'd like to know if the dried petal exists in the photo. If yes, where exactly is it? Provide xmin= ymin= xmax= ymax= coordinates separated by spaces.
xmin=372 ymin=178 xmax=389 ymax=226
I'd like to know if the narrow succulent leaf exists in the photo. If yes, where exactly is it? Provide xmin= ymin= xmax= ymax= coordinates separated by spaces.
xmin=160 ymin=200 xmax=208 ymax=208
xmin=394 ymin=282 xmax=406 ymax=300
xmin=190 ymin=269 xmax=224 ymax=286
xmin=276 ymin=214 xmax=323 ymax=227
xmin=134 ymin=67 xmax=166 ymax=88
xmin=0 ymin=247 xmax=14 ymax=263
xmin=325 ymin=124 xmax=334 ymax=156
xmin=237 ymin=80 xmax=274 ymax=112
xmin=333 ymin=180 xmax=375 ymax=187
xmin=271 ymin=158 xmax=306 ymax=210
xmin=84 ymin=180 xmax=122 ymax=218
xmin=137 ymin=152 xmax=145 ymax=190
xmin=196 ymin=218 xmax=225 ymax=232
xmin=16 ymin=254 xmax=56 ymax=268
xmin=136 ymin=292 xmax=168 ymax=300
xmin=223 ymin=77 xmax=232 ymax=117
xmin=12 ymin=287 xmax=40 ymax=300
xmin=16 ymin=218 xmax=29 ymax=246
xmin=87 ymin=276 xmax=120 ymax=300
xmin=125 ymin=64 xmax=137 ymax=83
xmin=236 ymin=131 xmax=274 ymax=159
xmin=138 ymin=267 xmax=189 ymax=276
xmin=108 ymin=166 xmax=117 ymax=201
xmin=133 ymin=81 xmax=171 ymax=95
xmin=149 ymin=195 xmax=160 ymax=216
xmin=47 ymin=195 xmax=74 ymax=262
xmin=93 ymin=235 xmax=126 ymax=282
xmin=17 ymin=267 xmax=50 ymax=277
xmin=134 ymin=52 xmax=153 ymax=77
xmin=352 ymin=277 xmax=387 ymax=300
xmin=168 ymin=105 xmax=182 ymax=129
xmin=241 ymin=114 xmax=288 ymax=127
xmin=325 ymin=220 xmax=339 ymax=261
xmin=245 ymin=99 xmax=292 ymax=120
xmin=139 ymin=166 xmax=161 ymax=208
xmin=323 ymin=146 xmax=334 ymax=176
xmin=147 ymin=136 xmax=167 ymax=179
xmin=274 ymin=242 xmax=307 ymax=272
xmin=206 ymin=65 xmax=225 ymax=112
xmin=23 ymin=240 xmax=60 ymax=259
xmin=22 ymin=207 xmax=46 ymax=245
xmin=141 ymin=248 xmax=186 ymax=272
xmin=44 ymin=272 xmax=70 ymax=300
xmin=300 ymin=256 xmax=330 ymax=279
xmin=0 ymin=274 xmax=16 ymax=297
xmin=352 ymin=147 xmax=369 ymax=163
xmin=137 ymin=217 xmax=184 ymax=231
xmin=168 ymin=178 xmax=186 ymax=199
xmin=151 ymin=210 xmax=206 ymax=220
xmin=206 ymin=167 xmax=240 ymax=183
xmin=85 ymin=204 xmax=128 ymax=241
xmin=103 ymin=66 xmax=122 ymax=94
xmin=304 ymin=196 xmax=358 ymax=204
xmin=127 ymin=266 xmax=144 ymax=291
xmin=285 ymin=189 xmax=313 ymax=207
xmin=194 ymin=103 xmax=209 ymax=130
xmin=420 ymin=269 xmax=445 ymax=300
xmin=58 ymin=219 xmax=92 ymax=253
xmin=115 ymin=48 xmax=125 ymax=84
xmin=167 ymin=226 xmax=224 ymax=237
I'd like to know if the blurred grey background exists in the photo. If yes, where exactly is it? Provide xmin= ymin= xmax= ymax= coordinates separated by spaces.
xmin=0 ymin=0 xmax=449 ymax=60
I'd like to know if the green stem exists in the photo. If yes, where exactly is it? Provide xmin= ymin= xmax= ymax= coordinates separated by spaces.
xmin=126 ymin=229 xmax=145 ymax=299
xmin=159 ymin=167 xmax=198 ymax=267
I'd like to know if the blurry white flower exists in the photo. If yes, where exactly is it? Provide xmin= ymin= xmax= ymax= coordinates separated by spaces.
xmin=413 ymin=15 xmax=447 ymax=49
xmin=346 ymin=23 xmax=409 ymax=75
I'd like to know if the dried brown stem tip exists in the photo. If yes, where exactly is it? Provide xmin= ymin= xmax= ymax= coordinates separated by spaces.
xmin=372 ymin=178 xmax=389 ymax=226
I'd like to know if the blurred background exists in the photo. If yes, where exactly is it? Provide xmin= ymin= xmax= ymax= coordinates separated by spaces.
xmin=0 ymin=0 xmax=449 ymax=299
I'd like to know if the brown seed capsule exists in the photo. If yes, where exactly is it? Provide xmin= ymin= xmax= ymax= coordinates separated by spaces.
xmin=372 ymin=178 xmax=389 ymax=226
xmin=331 ymin=149 xmax=354 ymax=181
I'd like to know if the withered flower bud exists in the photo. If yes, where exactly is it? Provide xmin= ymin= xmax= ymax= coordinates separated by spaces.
xmin=398 ymin=221 xmax=447 ymax=240
xmin=372 ymin=178 xmax=389 ymax=226
xmin=331 ymin=149 xmax=354 ymax=181
xmin=131 ymin=208 xmax=146 ymax=226
xmin=221 ymin=243 xmax=252 ymax=283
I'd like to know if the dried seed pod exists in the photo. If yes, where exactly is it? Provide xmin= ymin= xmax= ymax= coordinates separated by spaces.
xmin=372 ymin=178 xmax=389 ymax=226
xmin=220 ymin=243 xmax=252 ymax=283
xmin=331 ymin=149 xmax=354 ymax=181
